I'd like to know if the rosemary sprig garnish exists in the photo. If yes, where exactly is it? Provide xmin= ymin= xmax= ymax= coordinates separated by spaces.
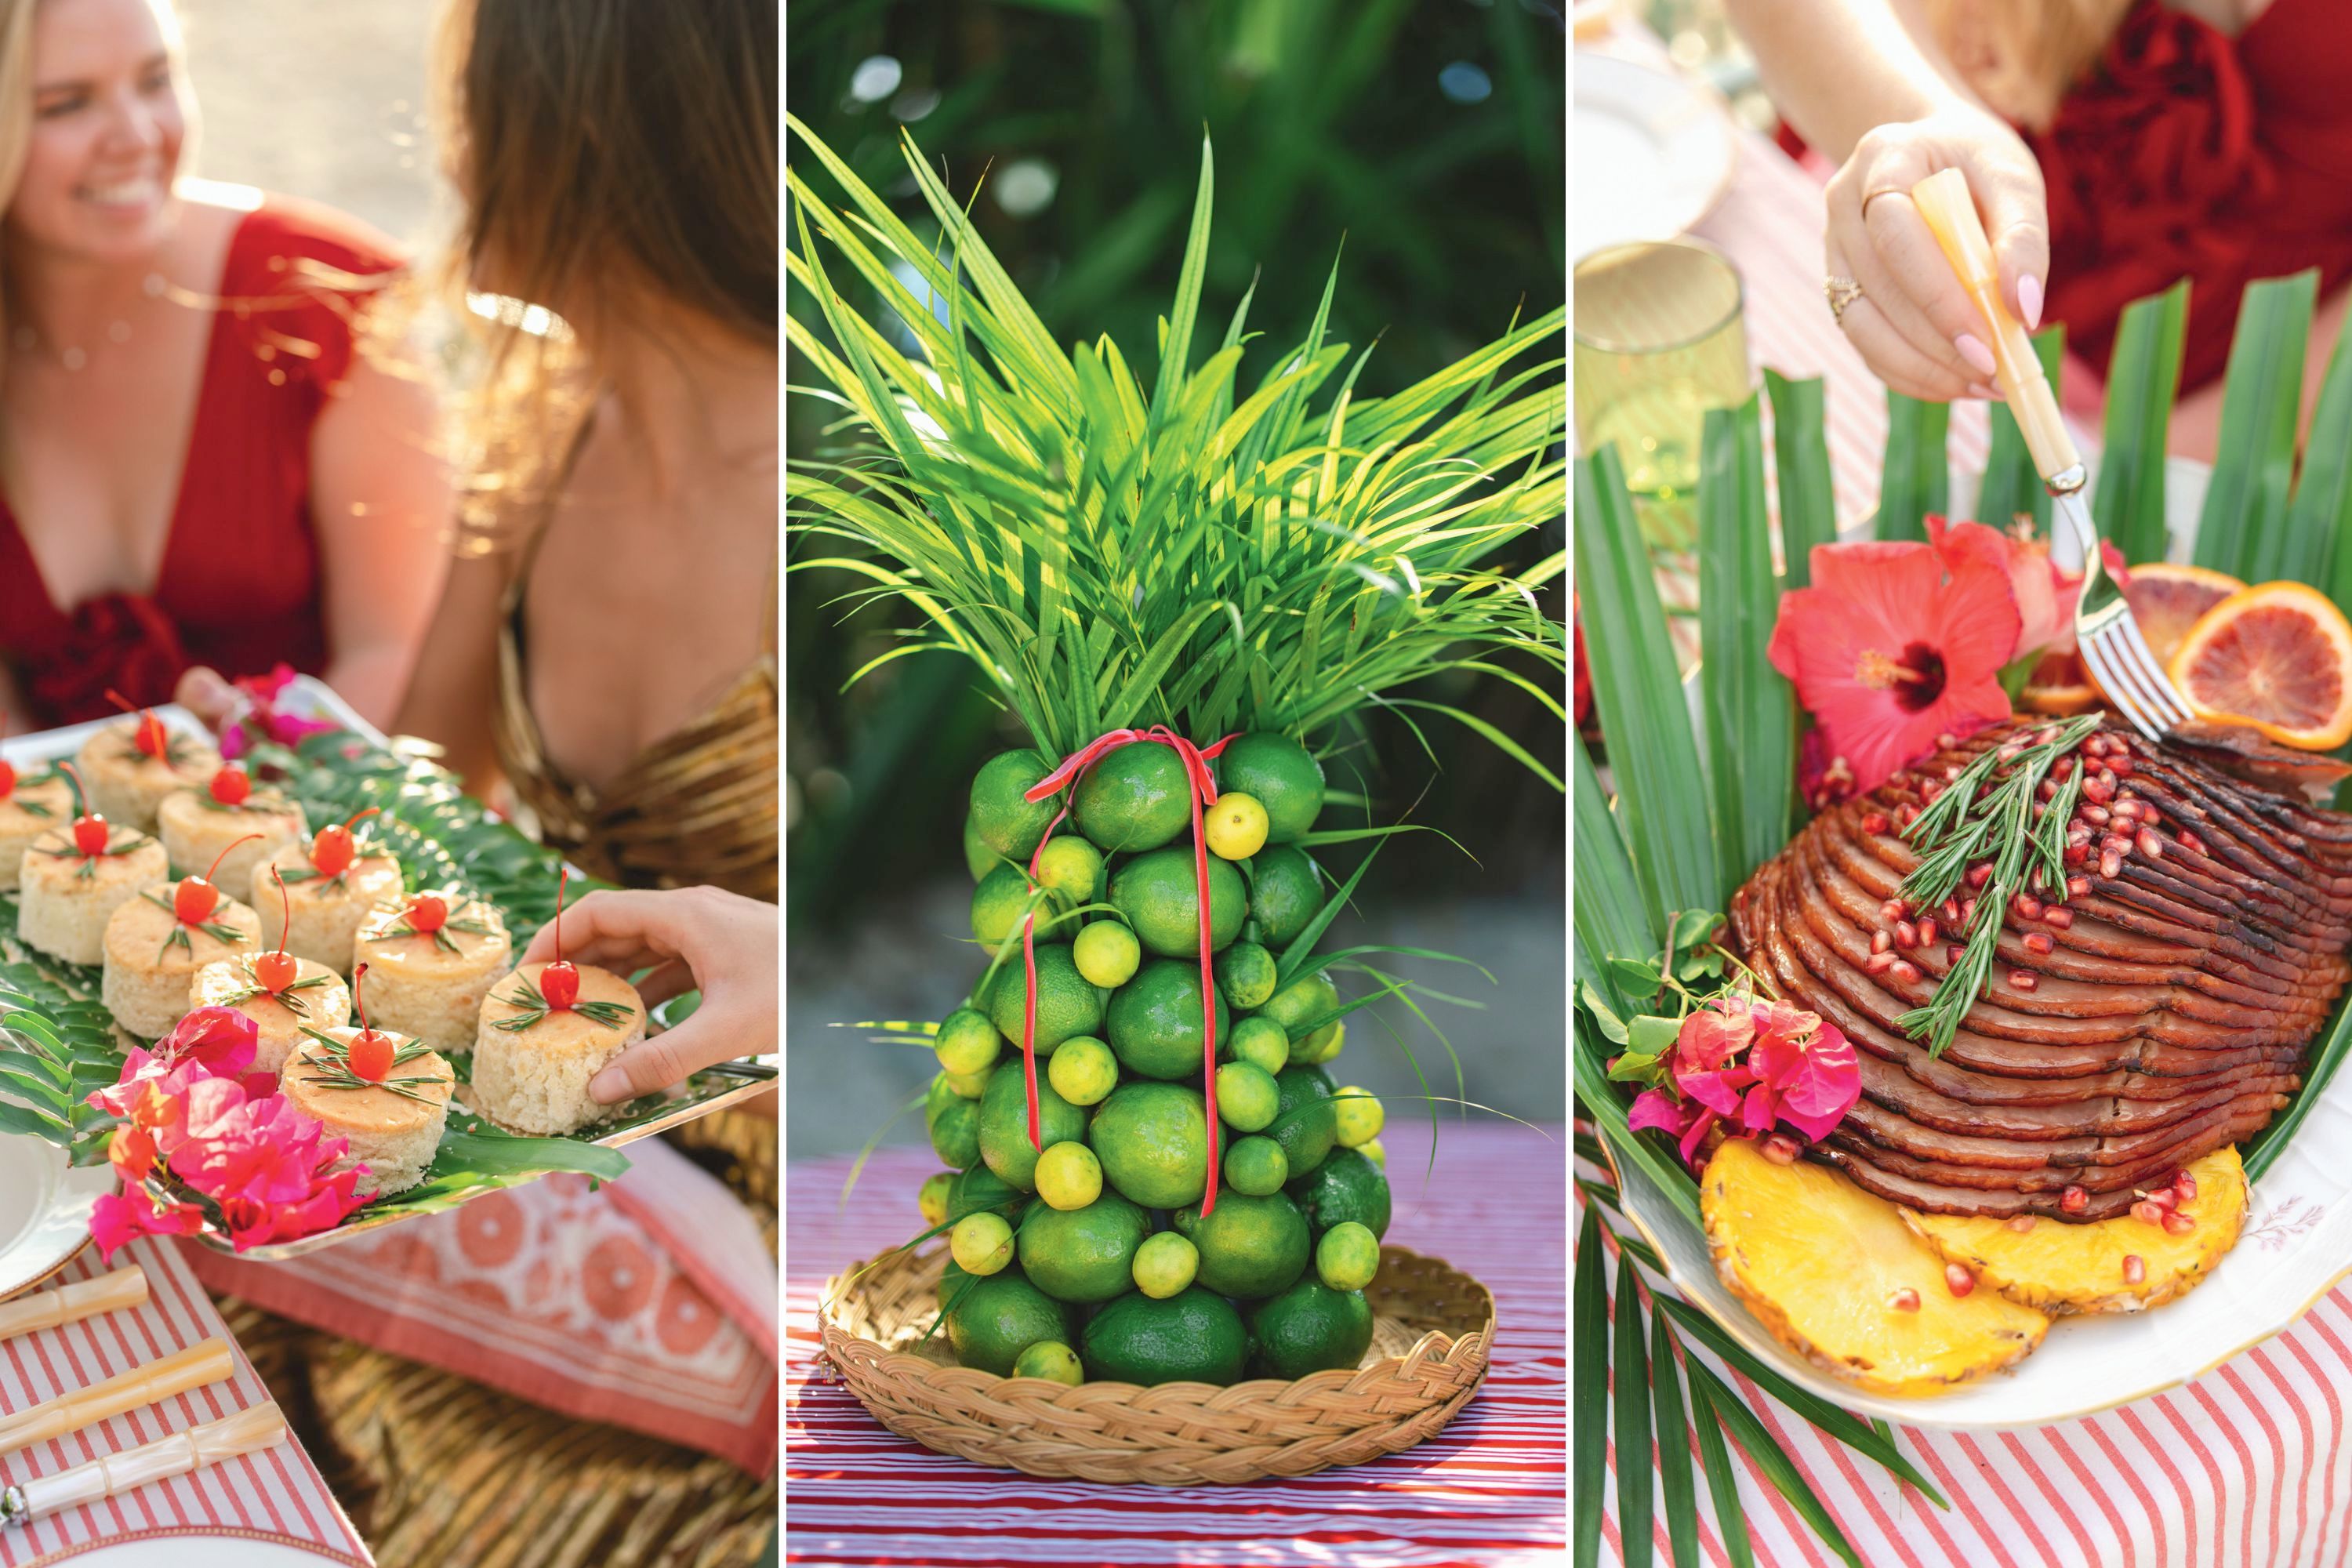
xmin=140 ymin=890 xmax=248 ymax=960
xmin=217 ymin=957 xmax=336 ymax=1016
xmin=14 ymin=798 xmax=51 ymax=818
xmin=1893 ymin=714 xmax=2100 ymax=1057
xmin=490 ymin=973 xmax=636 ymax=1033
xmin=294 ymin=1025 xmax=447 ymax=1105
xmin=38 ymin=829 xmax=154 ymax=878
xmin=115 ymin=728 xmax=198 ymax=771
xmin=196 ymin=793 xmax=281 ymax=815
xmin=371 ymin=911 xmax=494 ymax=954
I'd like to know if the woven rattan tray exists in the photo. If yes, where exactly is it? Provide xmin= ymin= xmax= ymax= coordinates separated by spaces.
xmin=817 ymin=1241 xmax=1494 ymax=1484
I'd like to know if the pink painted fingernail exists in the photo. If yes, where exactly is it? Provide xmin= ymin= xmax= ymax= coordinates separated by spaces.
xmin=1956 ymin=333 xmax=1998 ymax=376
xmin=2020 ymin=275 xmax=2045 ymax=331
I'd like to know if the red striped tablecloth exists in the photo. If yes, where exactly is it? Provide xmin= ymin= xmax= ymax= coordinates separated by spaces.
xmin=1586 ymin=50 xmax=2352 ymax=1568
xmin=786 ymin=1120 xmax=1566 ymax=1568
xmin=0 ymin=1236 xmax=370 ymax=1566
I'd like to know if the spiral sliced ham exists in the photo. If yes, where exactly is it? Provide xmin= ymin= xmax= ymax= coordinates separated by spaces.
xmin=1729 ymin=717 xmax=2352 ymax=1222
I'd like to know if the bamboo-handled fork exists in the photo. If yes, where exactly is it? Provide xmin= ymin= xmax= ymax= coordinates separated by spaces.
xmin=1910 ymin=167 xmax=2193 ymax=741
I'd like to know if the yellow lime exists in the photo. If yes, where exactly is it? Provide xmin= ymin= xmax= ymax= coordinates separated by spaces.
xmin=951 ymin=1213 xmax=1014 ymax=1276
xmin=1214 ymin=1061 xmax=1279 ymax=1132
xmin=1073 ymin=744 xmax=1192 ymax=852
xmin=1089 ymin=1081 xmax=1209 ymax=1209
xmin=1109 ymin=847 xmax=1247 ymax=959
xmin=1225 ymin=1014 xmax=1290 ymax=1076
xmin=1247 ymin=1279 xmax=1373 ymax=1380
xmin=1332 ymin=1086 xmax=1383 ymax=1147
xmin=947 ymin=1272 xmax=1075 ymax=1377
xmin=963 ymin=812 xmax=997 ymax=880
xmin=1073 ymin=920 xmax=1142 ymax=987
xmin=977 ymin=1058 xmax=1088 ymax=1192
xmin=918 ymin=1171 xmax=955 ymax=1228
xmin=942 ymin=1065 xmax=993 ymax=1098
xmin=1359 ymin=1138 xmax=1386 ymax=1170
xmin=1011 ymin=1340 xmax=1083 ymax=1385
xmin=1316 ymin=1221 xmax=1381 ymax=1291
xmin=1178 ymin=1189 xmax=1312 ymax=1298
xmin=1246 ymin=844 xmax=1322 ymax=949
xmin=1034 ymin=835 xmax=1103 ymax=902
xmin=1017 ymin=1191 xmax=1149 ymax=1303
xmin=986 ymin=942 xmax=1104 ymax=1055
xmin=1045 ymin=1036 xmax=1118 ymax=1105
xmin=1131 ymin=1232 xmax=1200 ymax=1299
xmin=1106 ymin=957 xmax=1232 ymax=1080
xmin=1259 ymin=969 xmax=1339 ymax=1040
xmin=1203 ymin=792 xmax=1269 ymax=860
xmin=1213 ymin=941 xmax=1278 ymax=1010
xmin=935 ymin=1008 xmax=1002 ymax=1076
xmin=1292 ymin=1017 xmax=1345 ymax=1066
xmin=1223 ymin=1135 xmax=1289 ymax=1196
xmin=1035 ymin=1142 xmax=1105 ymax=1211
xmin=1214 ymin=732 xmax=1323 ymax=844
xmin=969 ymin=750 xmax=1060 ymax=859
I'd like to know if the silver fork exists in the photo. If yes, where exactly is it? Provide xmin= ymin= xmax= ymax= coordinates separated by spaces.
xmin=1910 ymin=169 xmax=2191 ymax=742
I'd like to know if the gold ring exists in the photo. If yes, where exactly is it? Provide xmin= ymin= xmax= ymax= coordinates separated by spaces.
xmin=1824 ymin=274 xmax=1864 ymax=327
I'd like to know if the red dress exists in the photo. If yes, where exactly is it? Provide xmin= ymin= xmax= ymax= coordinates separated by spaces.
xmin=0 ymin=196 xmax=401 ymax=728
xmin=2031 ymin=0 xmax=2352 ymax=394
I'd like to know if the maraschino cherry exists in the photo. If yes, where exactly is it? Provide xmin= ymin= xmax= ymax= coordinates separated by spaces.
xmin=406 ymin=893 xmax=448 ymax=935
xmin=346 ymin=964 xmax=392 ymax=1082
xmin=209 ymin=766 xmax=252 ymax=807
xmin=540 ymin=866 xmax=579 ymax=1011
xmin=173 ymin=833 xmax=263 ymax=924
xmin=256 ymin=866 xmax=299 ymax=993
xmin=310 ymin=807 xmax=378 ymax=878
xmin=106 ymin=690 xmax=169 ymax=760
xmin=57 ymin=763 xmax=107 ymax=857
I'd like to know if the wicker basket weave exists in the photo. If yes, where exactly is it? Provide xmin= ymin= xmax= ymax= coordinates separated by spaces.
xmin=816 ymin=1242 xmax=1495 ymax=1485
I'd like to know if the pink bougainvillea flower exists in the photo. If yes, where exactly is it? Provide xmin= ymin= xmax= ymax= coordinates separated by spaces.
xmin=1745 ymin=1000 xmax=1860 ymax=1142
xmin=1629 ymin=1087 xmax=1719 ymax=1166
xmin=220 ymin=663 xmax=336 ymax=760
xmin=1769 ymin=526 xmax=2023 ymax=797
xmin=1573 ymin=603 xmax=1593 ymax=728
xmin=158 ymin=1007 xmax=260 ymax=1081
xmin=88 ymin=1189 xmax=205 ymax=1261
xmin=1632 ymin=997 xmax=1862 ymax=1169
xmin=1670 ymin=1002 xmax=1758 ymax=1117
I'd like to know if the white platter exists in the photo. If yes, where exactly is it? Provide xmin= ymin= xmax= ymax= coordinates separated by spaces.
xmin=34 ymin=1535 xmax=354 ymax=1566
xmin=1573 ymin=51 xmax=1736 ymax=261
xmin=0 ymin=1138 xmax=108 ymax=1302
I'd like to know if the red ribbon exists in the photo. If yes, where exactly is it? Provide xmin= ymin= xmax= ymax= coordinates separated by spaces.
xmin=1020 ymin=726 xmax=1236 ymax=1216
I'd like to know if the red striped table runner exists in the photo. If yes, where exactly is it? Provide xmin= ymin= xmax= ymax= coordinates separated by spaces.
xmin=786 ymin=1120 xmax=1567 ymax=1567
xmin=0 ymin=1236 xmax=370 ymax=1566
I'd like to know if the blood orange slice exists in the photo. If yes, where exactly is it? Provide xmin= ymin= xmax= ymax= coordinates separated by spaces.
xmin=2125 ymin=563 xmax=2246 ymax=670
xmin=2168 ymin=582 xmax=2352 ymax=750
xmin=2017 ymin=650 xmax=2100 ymax=716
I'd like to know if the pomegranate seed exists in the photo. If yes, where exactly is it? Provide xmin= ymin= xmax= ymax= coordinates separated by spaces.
xmin=2108 ymin=753 xmax=2135 ymax=779
xmin=1966 ymin=862 xmax=1994 ymax=889
xmin=2178 ymin=830 xmax=2206 ymax=855
xmin=2132 ymin=1200 xmax=2166 ymax=1226
xmin=1759 ymin=1133 xmax=1800 ymax=1165
xmin=2034 ymin=725 xmax=2058 ymax=745
xmin=1881 ymin=898 xmax=1908 ymax=922
xmin=2064 ymin=843 xmax=2090 ymax=866
xmin=2163 ymin=1211 xmax=2197 ymax=1235
xmin=2144 ymin=1186 xmax=2179 ymax=1211
xmin=2084 ymin=733 xmax=2111 ymax=757
xmin=2082 ymin=804 xmax=2112 ymax=827
xmin=1942 ymin=897 xmax=1964 ymax=926
xmin=1947 ymin=944 xmax=1965 ymax=965
xmin=1889 ymin=1287 xmax=1922 ymax=1312
xmin=2061 ymin=1185 xmax=2089 ymax=1214
xmin=1890 ymin=960 xmax=1922 ymax=985
xmin=1998 ymin=743 xmax=2024 ymax=764
xmin=2014 ymin=892 xmax=2044 ymax=920
xmin=1896 ymin=920 xmax=1920 ymax=949
xmin=2084 ymin=774 xmax=2116 ymax=805
xmin=1865 ymin=950 xmax=1897 ymax=975
xmin=2038 ymin=779 xmax=2058 ymax=803
xmin=2100 ymin=833 xmax=2133 ymax=858
xmin=2067 ymin=876 xmax=2091 ymax=897
xmin=2008 ymin=969 xmax=2039 ymax=991
xmin=1936 ymin=731 xmax=1958 ymax=750
xmin=1918 ymin=917 xmax=1940 ymax=946
xmin=2006 ymin=1214 xmax=2038 ymax=1232
xmin=1944 ymin=1263 xmax=1976 ymax=1298
xmin=2112 ymin=798 xmax=2144 ymax=823
xmin=2174 ymin=1171 xmax=2198 ymax=1201
xmin=2024 ymin=931 xmax=2055 ymax=955
xmin=1872 ymin=930 xmax=1893 ymax=954
xmin=2140 ymin=806 xmax=2161 ymax=829
xmin=1945 ymin=764 xmax=1963 ymax=782
xmin=1861 ymin=811 xmax=1892 ymax=836
xmin=2044 ymin=906 xmax=2075 ymax=929
xmin=1897 ymin=804 xmax=1920 ymax=829
xmin=1962 ymin=897 xmax=1980 ymax=927
xmin=2137 ymin=828 xmax=2165 ymax=860
xmin=2052 ymin=757 xmax=2075 ymax=781
xmin=2123 ymin=1254 xmax=2146 ymax=1286
xmin=2100 ymin=849 xmax=2125 ymax=879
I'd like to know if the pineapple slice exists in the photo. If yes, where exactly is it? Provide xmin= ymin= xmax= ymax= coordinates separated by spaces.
xmin=1703 ymin=1137 xmax=2050 ymax=1396
xmin=1903 ymin=1147 xmax=2247 ymax=1316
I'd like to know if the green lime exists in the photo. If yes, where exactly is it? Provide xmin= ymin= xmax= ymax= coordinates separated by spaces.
xmin=1105 ymin=958 xmax=1232 ymax=1080
xmin=1034 ymin=836 xmax=1103 ymax=902
xmin=1073 ymin=745 xmax=1191 ymax=853
xmin=1011 ymin=1340 xmax=1084 ymax=1385
xmin=1316 ymin=1221 xmax=1381 ymax=1291
xmin=1225 ymin=1014 xmax=1290 ymax=1076
xmin=969 ymin=750 xmax=1060 ymax=860
xmin=1213 ymin=941 xmax=1278 ymax=1010
xmin=1017 ymin=1190 xmax=1150 ymax=1303
xmin=1109 ymin=848 xmax=1246 ymax=959
xmin=1247 ymin=1279 xmax=1373 ymax=1380
xmin=971 ymin=864 xmax=1036 ymax=947
xmin=947 ymin=1163 xmax=1022 ymax=1223
xmin=927 ymin=1093 xmax=981 ymax=1169
xmin=937 ymin=1255 xmax=971 ymax=1309
xmin=963 ymin=812 xmax=997 ymax=881
xmin=1286 ymin=1145 xmax=1390 ymax=1239
xmin=986 ymin=943 xmax=1104 ymax=1055
xmin=1131 ymin=1232 xmax=1199 ymax=1299
xmin=924 ymin=1071 xmax=960 ymax=1123
xmin=1073 ymin=920 xmax=1141 ymax=987
xmin=1269 ymin=1065 xmax=1338 ymax=1178
xmin=948 ymin=1270 xmax=1075 ymax=1377
xmin=1214 ymin=1061 xmax=1280 ymax=1133
xmin=1223 ymin=1135 xmax=1289 ymax=1196
xmin=1215 ymin=732 xmax=1323 ymax=844
xmin=1034 ymin=1142 xmax=1105 ymax=1211
xmin=1045 ymin=1036 xmax=1118 ymax=1105
xmin=1291 ymin=1018 xmax=1345 ymax=1066
xmin=1178 ymin=1188 xmax=1312 ymax=1298
xmin=918 ymin=1171 xmax=955 ymax=1228
xmin=1080 ymin=1287 xmax=1247 ymax=1386
xmin=935 ymin=1008 xmax=1002 ymax=1077
xmin=951 ymin=1212 xmax=1014 ymax=1276
xmin=1203 ymin=791 xmax=1269 ymax=860
xmin=1089 ymin=1081 xmax=1210 ymax=1210
xmin=942 ymin=1065 xmax=994 ymax=1098
xmin=977 ymin=1060 xmax=1088 ymax=1192
xmin=1332 ymin=1085 xmax=1383 ymax=1147
xmin=1245 ymin=844 xmax=1322 ymax=950
xmin=1259 ymin=969 xmax=1339 ymax=1040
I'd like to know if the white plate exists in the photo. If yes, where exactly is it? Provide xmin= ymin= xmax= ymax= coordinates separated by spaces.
xmin=1573 ymin=52 xmax=1736 ymax=261
xmin=0 ymin=1137 xmax=108 ymax=1301
xmin=47 ymin=1537 xmax=352 ymax=1566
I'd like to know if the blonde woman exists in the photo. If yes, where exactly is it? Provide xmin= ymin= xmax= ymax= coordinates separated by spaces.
xmin=0 ymin=0 xmax=448 ymax=730
xmin=1726 ymin=0 xmax=2343 ymax=459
